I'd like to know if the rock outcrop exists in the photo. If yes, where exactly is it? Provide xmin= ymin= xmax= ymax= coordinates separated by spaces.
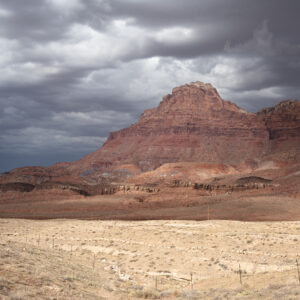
xmin=257 ymin=100 xmax=300 ymax=162
xmin=74 ymin=81 xmax=270 ymax=174
xmin=257 ymin=100 xmax=300 ymax=139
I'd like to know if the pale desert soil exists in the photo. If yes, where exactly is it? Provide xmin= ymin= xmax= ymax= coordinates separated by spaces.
xmin=1 ymin=219 xmax=300 ymax=299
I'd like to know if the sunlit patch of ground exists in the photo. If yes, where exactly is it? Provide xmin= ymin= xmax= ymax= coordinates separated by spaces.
xmin=1 ymin=219 xmax=300 ymax=299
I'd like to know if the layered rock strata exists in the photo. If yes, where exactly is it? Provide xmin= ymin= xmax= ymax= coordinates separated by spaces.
xmin=75 ymin=82 xmax=270 ymax=173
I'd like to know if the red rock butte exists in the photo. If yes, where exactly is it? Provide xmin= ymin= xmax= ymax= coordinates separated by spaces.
xmin=66 ymin=81 xmax=299 ymax=177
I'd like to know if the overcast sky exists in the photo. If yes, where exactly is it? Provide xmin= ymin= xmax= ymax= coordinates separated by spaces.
xmin=0 ymin=0 xmax=300 ymax=172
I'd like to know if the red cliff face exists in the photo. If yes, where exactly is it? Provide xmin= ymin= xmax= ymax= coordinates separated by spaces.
xmin=75 ymin=81 xmax=270 ymax=172
xmin=257 ymin=100 xmax=300 ymax=139
xmin=257 ymin=100 xmax=300 ymax=162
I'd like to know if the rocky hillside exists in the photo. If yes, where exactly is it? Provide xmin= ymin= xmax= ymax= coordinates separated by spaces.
xmin=1 ymin=81 xmax=299 ymax=190
xmin=257 ymin=100 xmax=300 ymax=162
xmin=73 ymin=81 xmax=272 ymax=174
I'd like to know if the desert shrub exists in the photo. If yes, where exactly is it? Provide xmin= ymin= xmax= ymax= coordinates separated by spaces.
xmin=135 ymin=289 xmax=160 ymax=299
xmin=268 ymin=283 xmax=282 ymax=290
xmin=10 ymin=293 xmax=25 ymax=300
xmin=0 ymin=277 xmax=10 ymax=289
xmin=178 ymin=290 xmax=202 ymax=299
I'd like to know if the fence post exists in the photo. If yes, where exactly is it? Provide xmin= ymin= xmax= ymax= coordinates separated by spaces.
xmin=296 ymin=259 xmax=300 ymax=284
xmin=207 ymin=203 xmax=210 ymax=221
xmin=190 ymin=272 xmax=193 ymax=290
xmin=239 ymin=264 xmax=242 ymax=284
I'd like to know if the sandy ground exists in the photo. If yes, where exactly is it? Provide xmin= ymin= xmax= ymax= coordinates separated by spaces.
xmin=1 ymin=219 xmax=300 ymax=299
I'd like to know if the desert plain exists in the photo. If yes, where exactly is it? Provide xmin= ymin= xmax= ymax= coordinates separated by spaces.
xmin=0 ymin=81 xmax=299 ymax=299
xmin=1 ymin=218 xmax=300 ymax=299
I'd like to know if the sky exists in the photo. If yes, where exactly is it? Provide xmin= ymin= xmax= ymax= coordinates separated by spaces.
xmin=0 ymin=0 xmax=300 ymax=172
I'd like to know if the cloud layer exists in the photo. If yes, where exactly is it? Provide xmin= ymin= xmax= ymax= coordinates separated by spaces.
xmin=1 ymin=0 xmax=300 ymax=171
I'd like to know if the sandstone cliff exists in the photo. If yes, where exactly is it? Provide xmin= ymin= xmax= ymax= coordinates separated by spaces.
xmin=75 ymin=81 xmax=270 ymax=174
xmin=257 ymin=100 xmax=300 ymax=162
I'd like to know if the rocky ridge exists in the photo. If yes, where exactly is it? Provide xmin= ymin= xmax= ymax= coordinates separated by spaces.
xmin=0 ymin=81 xmax=299 ymax=196
xmin=73 ymin=81 xmax=271 ymax=175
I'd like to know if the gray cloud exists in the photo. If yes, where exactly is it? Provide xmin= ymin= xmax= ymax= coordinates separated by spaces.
xmin=0 ymin=0 xmax=299 ymax=172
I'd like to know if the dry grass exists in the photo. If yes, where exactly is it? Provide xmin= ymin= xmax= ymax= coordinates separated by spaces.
xmin=1 ymin=219 xmax=300 ymax=299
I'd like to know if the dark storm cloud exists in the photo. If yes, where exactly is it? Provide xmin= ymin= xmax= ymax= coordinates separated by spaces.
xmin=0 ymin=0 xmax=112 ymax=42
xmin=0 ymin=0 xmax=299 ymax=172
xmin=111 ymin=0 xmax=300 ymax=54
